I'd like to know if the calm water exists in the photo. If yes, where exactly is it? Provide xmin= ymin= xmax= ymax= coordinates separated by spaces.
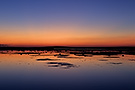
xmin=0 ymin=51 xmax=135 ymax=90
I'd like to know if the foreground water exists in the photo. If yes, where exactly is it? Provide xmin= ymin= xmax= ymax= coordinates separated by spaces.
xmin=0 ymin=51 xmax=135 ymax=90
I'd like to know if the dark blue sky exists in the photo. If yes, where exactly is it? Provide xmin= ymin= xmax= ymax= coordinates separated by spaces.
xmin=0 ymin=0 xmax=134 ymax=28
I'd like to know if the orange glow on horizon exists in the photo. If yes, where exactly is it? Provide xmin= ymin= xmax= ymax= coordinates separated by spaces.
xmin=0 ymin=25 xmax=135 ymax=47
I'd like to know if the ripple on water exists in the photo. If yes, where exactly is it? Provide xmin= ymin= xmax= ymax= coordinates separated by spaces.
xmin=47 ymin=62 xmax=79 ymax=69
xmin=107 ymin=62 xmax=122 ymax=65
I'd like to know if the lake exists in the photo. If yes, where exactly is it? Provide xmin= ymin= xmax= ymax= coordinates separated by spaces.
xmin=0 ymin=50 xmax=135 ymax=90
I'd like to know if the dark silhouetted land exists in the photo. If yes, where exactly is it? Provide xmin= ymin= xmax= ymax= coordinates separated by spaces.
xmin=0 ymin=46 xmax=135 ymax=55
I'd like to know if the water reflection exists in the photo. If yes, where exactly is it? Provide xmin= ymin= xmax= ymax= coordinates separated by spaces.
xmin=99 ymin=59 xmax=108 ymax=61
xmin=0 ymin=50 xmax=135 ymax=90
xmin=103 ymin=56 xmax=120 ymax=58
xmin=128 ymin=59 xmax=135 ymax=61
xmin=57 ymin=56 xmax=83 ymax=59
xmin=54 ymin=53 xmax=69 ymax=56
xmin=36 ymin=58 xmax=60 ymax=61
xmin=47 ymin=62 xmax=78 ymax=69
xmin=30 ymin=54 xmax=53 ymax=56
xmin=107 ymin=62 xmax=123 ymax=65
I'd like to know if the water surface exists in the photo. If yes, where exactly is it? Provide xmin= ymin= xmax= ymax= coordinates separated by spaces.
xmin=0 ymin=51 xmax=135 ymax=90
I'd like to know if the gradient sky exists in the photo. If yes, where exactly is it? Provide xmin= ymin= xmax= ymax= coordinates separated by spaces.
xmin=0 ymin=0 xmax=135 ymax=47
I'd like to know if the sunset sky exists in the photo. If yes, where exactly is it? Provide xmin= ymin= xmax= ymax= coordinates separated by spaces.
xmin=0 ymin=0 xmax=135 ymax=47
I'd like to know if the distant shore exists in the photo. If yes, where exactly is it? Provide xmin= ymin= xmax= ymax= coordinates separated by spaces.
xmin=0 ymin=46 xmax=135 ymax=50
xmin=0 ymin=46 xmax=135 ymax=55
